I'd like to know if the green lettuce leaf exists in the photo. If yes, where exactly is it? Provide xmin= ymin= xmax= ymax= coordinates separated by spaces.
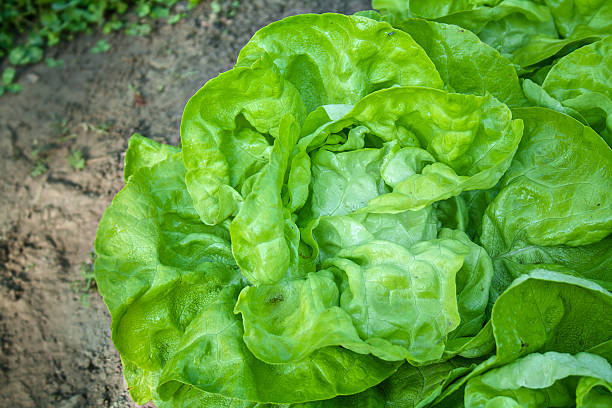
xmin=464 ymin=351 xmax=612 ymax=408
xmin=374 ymin=0 xmax=612 ymax=69
xmin=124 ymin=133 xmax=180 ymax=180
xmin=228 ymin=116 xmax=304 ymax=285
xmin=181 ymin=61 xmax=307 ymax=225
xmin=307 ymin=206 xmax=438 ymax=261
xmin=524 ymin=36 xmax=612 ymax=145
xmin=436 ymin=195 xmax=468 ymax=232
xmin=437 ymin=269 xmax=612 ymax=404
xmin=157 ymin=278 xmax=399 ymax=404
xmin=95 ymin=137 xmax=399 ymax=406
xmin=369 ymin=358 xmax=478 ymax=408
xmin=480 ymin=107 xmax=612 ymax=297
xmin=393 ymin=18 xmax=527 ymax=107
xmin=95 ymin=141 xmax=237 ymax=403
xmin=294 ymin=87 xmax=522 ymax=216
xmin=439 ymin=229 xmax=493 ymax=341
xmin=235 ymin=13 xmax=444 ymax=112
xmin=236 ymin=238 xmax=471 ymax=364
xmin=576 ymin=376 xmax=612 ymax=407
xmin=308 ymin=147 xmax=388 ymax=218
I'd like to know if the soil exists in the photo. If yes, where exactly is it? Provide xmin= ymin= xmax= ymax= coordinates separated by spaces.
xmin=0 ymin=1 xmax=371 ymax=407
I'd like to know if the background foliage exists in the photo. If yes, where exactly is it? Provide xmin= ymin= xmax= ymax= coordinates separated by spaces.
xmin=0 ymin=0 xmax=205 ymax=94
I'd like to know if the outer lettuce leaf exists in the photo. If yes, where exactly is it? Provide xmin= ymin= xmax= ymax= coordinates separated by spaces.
xmin=545 ymin=0 xmax=612 ymax=38
xmin=235 ymin=13 xmax=444 ymax=112
xmin=372 ymin=0 xmax=491 ymax=22
xmin=374 ymin=0 xmax=558 ymax=65
xmin=576 ymin=377 xmax=612 ymax=407
xmin=393 ymin=18 xmax=527 ymax=107
xmin=509 ymin=25 xmax=606 ymax=69
xmin=124 ymin=133 xmax=180 ymax=180
xmin=156 ymin=385 xmax=264 ymax=408
xmin=374 ymin=0 xmax=612 ymax=68
xmin=368 ymin=358 xmax=478 ymax=408
xmin=437 ymin=269 xmax=612 ymax=403
xmin=497 ymin=241 xmax=612 ymax=291
xmin=480 ymin=107 xmax=612 ymax=296
xmin=464 ymin=351 xmax=612 ymax=408
xmin=181 ymin=61 xmax=307 ymax=225
xmin=157 ymin=278 xmax=399 ymax=404
xmin=157 ymin=385 xmax=389 ymax=408
xmin=522 ymin=78 xmax=587 ymax=124
xmin=525 ymin=36 xmax=612 ymax=145
xmin=95 ymin=143 xmax=237 ymax=403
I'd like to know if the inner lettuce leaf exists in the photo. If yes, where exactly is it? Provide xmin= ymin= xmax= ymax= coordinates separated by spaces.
xmin=229 ymin=116 xmax=304 ymax=285
xmin=480 ymin=107 xmax=612 ymax=298
xmin=305 ymin=205 xmax=438 ymax=261
xmin=228 ymin=85 xmax=522 ymax=287
xmin=235 ymin=238 xmax=471 ymax=364
xmin=95 ymin=137 xmax=399 ymax=406
xmin=294 ymin=86 xmax=523 ymax=218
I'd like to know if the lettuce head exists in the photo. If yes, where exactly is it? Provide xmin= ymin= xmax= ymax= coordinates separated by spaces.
xmin=94 ymin=9 xmax=612 ymax=408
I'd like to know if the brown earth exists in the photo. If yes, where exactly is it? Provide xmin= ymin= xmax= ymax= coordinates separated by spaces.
xmin=0 ymin=1 xmax=370 ymax=406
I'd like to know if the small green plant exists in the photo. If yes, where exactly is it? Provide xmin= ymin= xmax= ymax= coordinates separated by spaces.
xmin=91 ymin=39 xmax=111 ymax=54
xmin=103 ymin=18 xmax=123 ymax=34
xmin=151 ymin=7 xmax=170 ymax=19
xmin=68 ymin=149 xmax=86 ymax=170
xmin=168 ymin=13 xmax=184 ymax=25
xmin=45 ymin=57 xmax=65 ymax=68
xmin=72 ymin=255 xmax=96 ymax=307
xmin=0 ymin=67 xmax=23 ymax=95
xmin=125 ymin=22 xmax=152 ymax=36
xmin=30 ymin=160 xmax=48 ymax=177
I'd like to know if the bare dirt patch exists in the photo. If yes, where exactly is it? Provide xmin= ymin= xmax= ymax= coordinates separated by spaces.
xmin=0 ymin=1 xmax=370 ymax=406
